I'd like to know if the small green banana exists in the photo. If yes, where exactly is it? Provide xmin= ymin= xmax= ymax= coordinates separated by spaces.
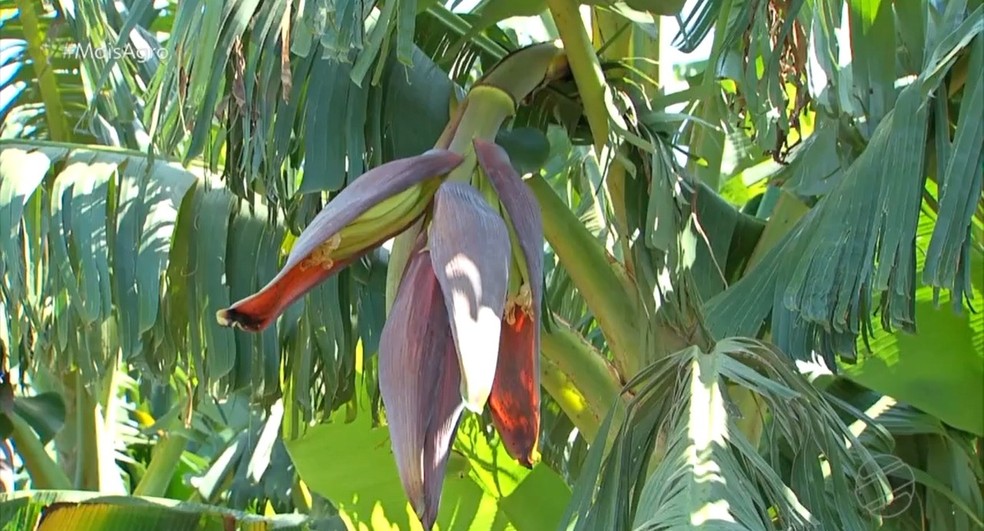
xmin=334 ymin=180 xmax=439 ymax=257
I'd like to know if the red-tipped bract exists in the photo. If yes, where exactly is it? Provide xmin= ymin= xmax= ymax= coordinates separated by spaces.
xmin=475 ymin=139 xmax=544 ymax=466
xmin=217 ymin=149 xmax=463 ymax=331
xmin=216 ymin=142 xmax=546 ymax=529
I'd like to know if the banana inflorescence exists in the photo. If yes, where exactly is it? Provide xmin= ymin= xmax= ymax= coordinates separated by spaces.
xmin=331 ymin=179 xmax=440 ymax=258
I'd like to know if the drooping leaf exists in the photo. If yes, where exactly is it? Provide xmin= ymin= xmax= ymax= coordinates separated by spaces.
xmin=706 ymin=83 xmax=937 ymax=364
xmin=0 ymin=148 xmax=49 ymax=314
xmin=924 ymin=34 xmax=984 ymax=305
xmin=843 ymin=210 xmax=984 ymax=436
xmin=563 ymin=339 xmax=895 ymax=530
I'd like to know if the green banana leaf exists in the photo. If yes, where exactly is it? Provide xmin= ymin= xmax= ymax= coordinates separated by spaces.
xmin=285 ymin=356 xmax=571 ymax=530
xmin=0 ymin=490 xmax=314 ymax=530
xmin=841 ymin=209 xmax=984 ymax=436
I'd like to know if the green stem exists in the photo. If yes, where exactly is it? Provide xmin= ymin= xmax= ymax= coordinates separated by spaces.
xmin=75 ymin=367 xmax=125 ymax=494
xmin=687 ymin=0 xmax=734 ymax=190
xmin=13 ymin=0 xmax=69 ymax=142
xmin=632 ymin=13 xmax=660 ymax=86
xmin=387 ymin=44 xmax=567 ymax=309
xmin=475 ymin=42 xmax=564 ymax=105
xmin=100 ymin=351 xmax=120 ymax=439
xmin=9 ymin=411 xmax=72 ymax=489
xmin=592 ymin=8 xmax=630 ymax=59
xmin=527 ymin=175 xmax=641 ymax=378
xmin=546 ymin=0 xmax=610 ymax=153
xmin=539 ymin=10 xmax=559 ymax=39
xmin=732 ymin=189 xmax=810 ymax=447
xmin=133 ymin=427 xmax=187 ymax=497
xmin=540 ymin=317 xmax=623 ymax=441
xmin=445 ymin=86 xmax=517 ymax=183
xmin=602 ymin=148 xmax=634 ymax=270
xmin=77 ymin=374 xmax=99 ymax=491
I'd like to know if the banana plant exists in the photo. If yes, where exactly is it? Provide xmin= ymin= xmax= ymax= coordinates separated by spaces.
xmin=3 ymin=1 xmax=982 ymax=530
xmin=217 ymin=44 xmax=568 ymax=527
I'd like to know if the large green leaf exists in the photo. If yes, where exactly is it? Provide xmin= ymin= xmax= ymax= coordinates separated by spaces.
xmin=0 ymin=141 xmax=197 ymax=376
xmin=0 ymin=490 xmax=313 ymax=530
xmin=841 ymin=210 xmax=984 ymax=436
xmin=0 ymin=139 xmax=364 ymax=415
xmin=562 ymin=339 xmax=896 ymax=530
xmin=824 ymin=380 xmax=984 ymax=530
xmin=285 ymin=360 xmax=570 ymax=530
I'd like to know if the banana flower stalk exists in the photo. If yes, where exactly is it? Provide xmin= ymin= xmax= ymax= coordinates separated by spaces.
xmin=216 ymin=139 xmax=543 ymax=529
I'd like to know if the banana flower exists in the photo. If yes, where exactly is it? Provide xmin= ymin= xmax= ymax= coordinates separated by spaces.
xmin=217 ymin=139 xmax=543 ymax=529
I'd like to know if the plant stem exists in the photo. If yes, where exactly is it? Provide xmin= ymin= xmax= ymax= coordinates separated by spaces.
xmin=546 ymin=0 xmax=611 ymax=153
xmin=76 ymin=368 xmax=126 ymax=494
xmin=445 ymin=86 xmax=517 ymax=183
xmin=133 ymin=431 xmax=187 ymax=497
xmin=540 ymin=317 xmax=623 ymax=441
xmin=476 ymin=42 xmax=564 ymax=104
xmin=601 ymin=148 xmax=633 ymax=270
xmin=77 ymin=374 xmax=99 ymax=491
xmin=13 ymin=0 xmax=69 ymax=142
xmin=9 ymin=411 xmax=72 ymax=489
xmin=527 ymin=175 xmax=642 ymax=378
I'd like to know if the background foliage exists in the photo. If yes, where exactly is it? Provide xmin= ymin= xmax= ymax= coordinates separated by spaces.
xmin=0 ymin=0 xmax=981 ymax=529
